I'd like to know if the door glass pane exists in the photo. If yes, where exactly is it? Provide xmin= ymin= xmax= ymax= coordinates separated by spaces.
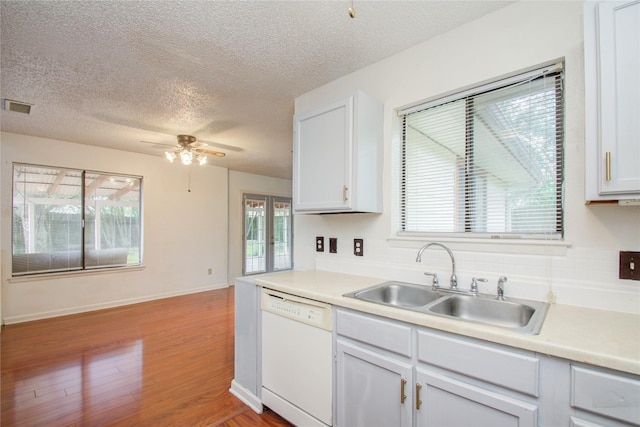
xmin=84 ymin=172 xmax=142 ymax=269
xmin=273 ymin=199 xmax=292 ymax=271
xmin=244 ymin=197 xmax=267 ymax=274
xmin=12 ymin=165 xmax=83 ymax=275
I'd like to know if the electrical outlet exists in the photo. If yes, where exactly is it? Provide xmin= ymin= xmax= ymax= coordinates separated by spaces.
xmin=316 ymin=236 xmax=324 ymax=252
xmin=329 ymin=238 xmax=338 ymax=254
xmin=619 ymin=251 xmax=640 ymax=281
xmin=354 ymin=238 xmax=363 ymax=256
xmin=208 ymin=268 xmax=213 ymax=275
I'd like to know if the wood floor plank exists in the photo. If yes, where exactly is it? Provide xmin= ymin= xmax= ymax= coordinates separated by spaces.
xmin=1 ymin=288 xmax=291 ymax=427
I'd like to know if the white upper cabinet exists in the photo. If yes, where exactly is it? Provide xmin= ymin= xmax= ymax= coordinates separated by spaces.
xmin=584 ymin=0 xmax=640 ymax=202
xmin=293 ymin=90 xmax=383 ymax=213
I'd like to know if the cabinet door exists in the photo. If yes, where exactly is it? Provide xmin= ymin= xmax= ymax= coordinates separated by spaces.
xmin=293 ymin=96 xmax=352 ymax=211
xmin=336 ymin=340 xmax=412 ymax=427
xmin=415 ymin=368 xmax=537 ymax=427
xmin=598 ymin=0 xmax=640 ymax=195
xmin=585 ymin=0 xmax=640 ymax=200
xmin=571 ymin=365 xmax=640 ymax=426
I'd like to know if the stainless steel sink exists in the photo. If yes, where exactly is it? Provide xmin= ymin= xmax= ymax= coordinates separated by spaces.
xmin=426 ymin=294 xmax=548 ymax=334
xmin=343 ymin=281 xmax=443 ymax=308
xmin=344 ymin=281 xmax=549 ymax=334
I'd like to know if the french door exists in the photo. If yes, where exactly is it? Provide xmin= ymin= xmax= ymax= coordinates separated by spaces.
xmin=243 ymin=194 xmax=292 ymax=275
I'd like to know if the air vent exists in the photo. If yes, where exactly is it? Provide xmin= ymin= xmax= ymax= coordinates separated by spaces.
xmin=3 ymin=99 xmax=32 ymax=114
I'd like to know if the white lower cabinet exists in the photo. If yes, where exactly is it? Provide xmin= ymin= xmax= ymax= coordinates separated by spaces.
xmin=335 ymin=308 xmax=540 ymax=427
xmin=569 ymin=364 xmax=640 ymax=427
xmin=336 ymin=340 xmax=413 ymax=427
xmin=415 ymin=329 xmax=539 ymax=427
xmin=334 ymin=307 xmax=640 ymax=427
xmin=415 ymin=368 xmax=537 ymax=427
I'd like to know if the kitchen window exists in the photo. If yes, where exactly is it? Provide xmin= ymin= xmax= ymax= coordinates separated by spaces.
xmin=12 ymin=164 xmax=143 ymax=276
xmin=398 ymin=63 xmax=564 ymax=240
xmin=243 ymin=194 xmax=292 ymax=275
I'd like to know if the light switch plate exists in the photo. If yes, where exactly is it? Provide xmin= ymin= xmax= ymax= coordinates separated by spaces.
xmin=329 ymin=238 xmax=338 ymax=254
xmin=619 ymin=251 xmax=640 ymax=281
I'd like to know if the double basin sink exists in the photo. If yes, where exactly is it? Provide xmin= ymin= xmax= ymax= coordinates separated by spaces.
xmin=343 ymin=281 xmax=549 ymax=335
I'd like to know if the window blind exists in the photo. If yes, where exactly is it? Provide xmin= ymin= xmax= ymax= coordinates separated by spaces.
xmin=399 ymin=64 xmax=564 ymax=239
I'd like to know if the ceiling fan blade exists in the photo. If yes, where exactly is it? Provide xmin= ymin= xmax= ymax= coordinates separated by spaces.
xmin=197 ymin=139 xmax=243 ymax=152
xmin=140 ymin=140 xmax=178 ymax=149
xmin=196 ymin=148 xmax=225 ymax=157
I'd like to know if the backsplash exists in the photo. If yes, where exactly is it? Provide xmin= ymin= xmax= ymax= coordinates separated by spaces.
xmin=314 ymin=239 xmax=639 ymax=314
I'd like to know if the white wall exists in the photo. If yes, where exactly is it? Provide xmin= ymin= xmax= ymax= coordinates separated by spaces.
xmin=227 ymin=170 xmax=292 ymax=282
xmin=293 ymin=1 xmax=640 ymax=314
xmin=1 ymin=132 xmax=229 ymax=324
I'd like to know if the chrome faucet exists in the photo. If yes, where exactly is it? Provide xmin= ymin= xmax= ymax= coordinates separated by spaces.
xmin=416 ymin=242 xmax=458 ymax=290
xmin=470 ymin=277 xmax=487 ymax=296
xmin=423 ymin=272 xmax=439 ymax=290
xmin=497 ymin=276 xmax=508 ymax=300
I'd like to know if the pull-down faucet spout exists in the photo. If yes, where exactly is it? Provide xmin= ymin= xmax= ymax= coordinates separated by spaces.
xmin=416 ymin=242 xmax=458 ymax=290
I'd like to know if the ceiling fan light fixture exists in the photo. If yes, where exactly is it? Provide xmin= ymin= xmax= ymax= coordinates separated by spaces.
xmin=159 ymin=135 xmax=217 ymax=166
xmin=165 ymin=151 xmax=177 ymax=163
xmin=180 ymin=149 xmax=193 ymax=165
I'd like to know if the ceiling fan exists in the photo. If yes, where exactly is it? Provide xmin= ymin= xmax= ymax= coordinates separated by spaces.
xmin=142 ymin=135 xmax=225 ymax=166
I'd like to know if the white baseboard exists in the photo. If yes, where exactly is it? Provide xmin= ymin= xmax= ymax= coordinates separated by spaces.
xmin=229 ymin=380 xmax=263 ymax=414
xmin=261 ymin=387 xmax=329 ymax=427
xmin=3 ymin=283 xmax=229 ymax=325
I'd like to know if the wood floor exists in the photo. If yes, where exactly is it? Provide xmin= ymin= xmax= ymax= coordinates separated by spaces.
xmin=1 ymin=287 xmax=291 ymax=427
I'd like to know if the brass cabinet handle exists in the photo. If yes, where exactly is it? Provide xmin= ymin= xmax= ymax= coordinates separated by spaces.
xmin=605 ymin=151 xmax=611 ymax=181
xmin=400 ymin=378 xmax=407 ymax=404
xmin=416 ymin=383 xmax=423 ymax=410
xmin=343 ymin=185 xmax=349 ymax=202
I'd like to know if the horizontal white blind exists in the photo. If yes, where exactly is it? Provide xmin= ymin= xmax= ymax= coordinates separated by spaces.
xmin=400 ymin=67 xmax=564 ymax=239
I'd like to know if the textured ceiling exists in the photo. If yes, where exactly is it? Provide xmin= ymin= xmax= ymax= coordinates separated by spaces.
xmin=1 ymin=1 xmax=513 ymax=179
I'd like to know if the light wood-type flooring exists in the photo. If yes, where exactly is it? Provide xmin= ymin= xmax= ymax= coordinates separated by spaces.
xmin=1 ymin=287 xmax=291 ymax=426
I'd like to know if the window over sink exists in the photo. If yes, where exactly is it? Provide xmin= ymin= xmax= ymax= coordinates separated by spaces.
xmin=398 ymin=63 xmax=565 ymax=240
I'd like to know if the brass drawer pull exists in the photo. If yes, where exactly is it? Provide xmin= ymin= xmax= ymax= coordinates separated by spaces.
xmin=416 ymin=383 xmax=423 ymax=410
xmin=400 ymin=378 xmax=407 ymax=404
xmin=606 ymin=151 xmax=611 ymax=181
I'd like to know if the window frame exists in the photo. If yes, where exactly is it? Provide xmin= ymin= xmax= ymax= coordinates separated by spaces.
xmin=397 ymin=63 xmax=565 ymax=241
xmin=11 ymin=163 xmax=144 ymax=277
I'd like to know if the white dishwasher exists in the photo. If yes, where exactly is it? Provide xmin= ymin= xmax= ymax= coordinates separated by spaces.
xmin=261 ymin=288 xmax=333 ymax=427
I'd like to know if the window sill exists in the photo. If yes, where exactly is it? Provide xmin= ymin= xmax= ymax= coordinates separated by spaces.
xmin=9 ymin=265 xmax=145 ymax=283
xmin=388 ymin=235 xmax=571 ymax=256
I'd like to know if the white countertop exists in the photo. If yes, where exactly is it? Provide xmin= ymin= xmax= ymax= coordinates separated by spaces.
xmin=254 ymin=270 xmax=640 ymax=375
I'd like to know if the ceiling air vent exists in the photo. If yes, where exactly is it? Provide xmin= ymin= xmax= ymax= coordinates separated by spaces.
xmin=3 ymin=99 xmax=32 ymax=114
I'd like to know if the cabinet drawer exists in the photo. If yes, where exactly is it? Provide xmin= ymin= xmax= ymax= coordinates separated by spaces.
xmin=571 ymin=365 xmax=640 ymax=425
xmin=336 ymin=309 xmax=412 ymax=357
xmin=417 ymin=329 xmax=539 ymax=396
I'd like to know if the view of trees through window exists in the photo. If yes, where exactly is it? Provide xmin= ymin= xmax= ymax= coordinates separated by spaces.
xmin=243 ymin=194 xmax=292 ymax=275
xmin=12 ymin=164 xmax=142 ymax=275
xmin=401 ymin=66 xmax=564 ymax=239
